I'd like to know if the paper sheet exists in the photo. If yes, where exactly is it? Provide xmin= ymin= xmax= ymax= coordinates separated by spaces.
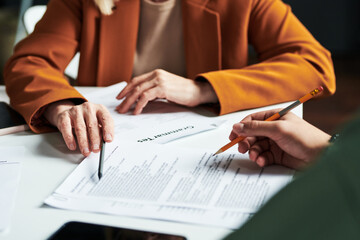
xmin=45 ymin=142 xmax=294 ymax=229
xmin=0 ymin=146 xmax=25 ymax=232
xmin=84 ymin=82 xmax=225 ymax=144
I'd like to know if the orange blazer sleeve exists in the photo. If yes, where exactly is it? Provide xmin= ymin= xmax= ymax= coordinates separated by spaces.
xmin=3 ymin=0 xmax=86 ymax=133
xmin=199 ymin=0 xmax=335 ymax=115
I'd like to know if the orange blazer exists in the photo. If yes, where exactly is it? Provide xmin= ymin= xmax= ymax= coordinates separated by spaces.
xmin=4 ymin=0 xmax=335 ymax=133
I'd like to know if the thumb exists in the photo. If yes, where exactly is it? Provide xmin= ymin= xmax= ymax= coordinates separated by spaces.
xmin=239 ymin=120 xmax=279 ymax=138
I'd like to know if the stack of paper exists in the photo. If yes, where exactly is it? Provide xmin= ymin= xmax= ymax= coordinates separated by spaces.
xmin=45 ymin=142 xmax=293 ymax=229
xmin=45 ymin=84 xmax=295 ymax=229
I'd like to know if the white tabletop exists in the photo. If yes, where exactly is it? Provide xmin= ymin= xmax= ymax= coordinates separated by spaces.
xmin=0 ymin=85 xmax=301 ymax=240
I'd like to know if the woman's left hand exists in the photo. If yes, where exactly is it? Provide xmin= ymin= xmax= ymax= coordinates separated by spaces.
xmin=116 ymin=69 xmax=218 ymax=114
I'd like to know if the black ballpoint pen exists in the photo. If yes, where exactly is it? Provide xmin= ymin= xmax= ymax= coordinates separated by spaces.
xmin=98 ymin=139 xmax=105 ymax=179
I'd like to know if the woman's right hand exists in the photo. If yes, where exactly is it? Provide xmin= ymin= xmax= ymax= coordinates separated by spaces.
xmin=44 ymin=100 xmax=114 ymax=156
xmin=229 ymin=109 xmax=331 ymax=169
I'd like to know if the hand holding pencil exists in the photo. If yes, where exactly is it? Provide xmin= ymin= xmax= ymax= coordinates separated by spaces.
xmin=214 ymin=87 xmax=331 ymax=169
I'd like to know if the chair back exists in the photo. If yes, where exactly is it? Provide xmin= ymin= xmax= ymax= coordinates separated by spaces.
xmin=23 ymin=5 xmax=80 ymax=81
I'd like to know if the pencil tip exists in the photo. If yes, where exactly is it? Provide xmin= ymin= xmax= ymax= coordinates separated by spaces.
xmin=213 ymin=149 xmax=222 ymax=156
xmin=98 ymin=173 xmax=102 ymax=180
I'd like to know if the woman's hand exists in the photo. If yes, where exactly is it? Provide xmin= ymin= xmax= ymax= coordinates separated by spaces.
xmin=44 ymin=100 xmax=114 ymax=156
xmin=229 ymin=109 xmax=331 ymax=169
xmin=116 ymin=69 xmax=218 ymax=115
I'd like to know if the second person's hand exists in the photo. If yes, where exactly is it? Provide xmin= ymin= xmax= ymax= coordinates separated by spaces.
xmin=229 ymin=109 xmax=331 ymax=169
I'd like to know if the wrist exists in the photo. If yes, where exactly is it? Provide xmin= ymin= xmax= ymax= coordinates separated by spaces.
xmin=196 ymin=81 xmax=218 ymax=105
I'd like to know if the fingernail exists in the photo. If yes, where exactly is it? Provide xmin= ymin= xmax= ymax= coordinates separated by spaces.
xmin=69 ymin=143 xmax=75 ymax=150
xmin=83 ymin=148 xmax=90 ymax=154
xmin=93 ymin=144 xmax=99 ymax=151
xmin=105 ymin=133 xmax=112 ymax=141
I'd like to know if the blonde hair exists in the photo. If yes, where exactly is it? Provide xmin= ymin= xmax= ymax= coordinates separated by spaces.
xmin=93 ymin=0 xmax=117 ymax=15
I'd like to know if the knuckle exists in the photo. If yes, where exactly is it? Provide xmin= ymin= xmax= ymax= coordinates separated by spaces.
xmin=98 ymin=111 xmax=114 ymax=125
xmin=58 ymin=120 xmax=69 ymax=131
xmin=87 ymin=120 xmax=98 ymax=129
xmin=74 ymin=124 xmax=86 ymax=133
xmin=154 ymin=69 xmax=165 ymax=79
xmin=134 ymin=85 xmax=142 ymax=94
xmin=232 ymin=124 xmax=241 ymax=134
xmin=153 ymin=69 xmax=163 ymax=75
xmin=57 ymin=112 xmax=66 ymax=122
xmin=131 ymin=76 xmax=139 ymax=83
xmin=153 ymin=77 xmax=161 ymax=87
xmin=57 ymin=114 xmax=70 ymax=130
xmin=82 ymin=102 xmax=94 ymax=112
xmin=82 ymin=102 xmax=91 ymax=108
xmin=98 ymin=104 xmax=106 ymax=111
xmin=64 ymin=134 xmax=73 ymax=142
xmin=70 ymin=105 xmax=81 ymax=115
xmin=247 ymin=121 xmax=259 ymax=130
xmin=99 ymin=114 xmax=109 ymax=122
xmin=98 ymin=104 xmax=110 ymax=115
xmin=141 ymin=91 xmax=150 ymax=99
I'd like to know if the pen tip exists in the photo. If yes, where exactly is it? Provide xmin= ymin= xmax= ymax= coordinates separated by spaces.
xmin=98 ymin=173 xmax=102 ymax=180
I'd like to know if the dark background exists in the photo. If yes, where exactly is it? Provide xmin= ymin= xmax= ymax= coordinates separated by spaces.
xmin=285 ymin=0 xmax=360 ymax=55
xmin=0 ymin=0 xmax=359 ymax=133
xmin=283 ymin=0 xmax=360 ymax=134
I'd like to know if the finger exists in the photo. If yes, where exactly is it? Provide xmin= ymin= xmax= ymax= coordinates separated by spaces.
xmin=231 ymin=120 xmax=277 ymax=139
xmin=116 ymin=71 xmax=155 ymax=99
xmin=232 ymin=136 xmax=257 ymax=153
xmin=97 ymin=105 xmax=114 ymax=143
xmin=71 ymin=107 xmax=90 ymax=156
xmin=230 ymin=123 xmax=258 ymax=154
xmin=254 ymin=150 xmax=275 ymax=168
xmin=133 ymin=87 xmax=161 ymax=115
xmin=237 ymin=137 xmax=257 ymax=154
xmin=229 ymin=131 xmax=239 ymax=141
xmin=237 ymin=139 xmax=250 ymax=154
xmin=83 ymin=104 xmax=101 ymax=153
xmin=243 ymin=109 xmax=283 ymax=122
xmin=240 ymin=120 xmax=282 ymax=139
xmin=57 ymin=113 xmax=77 ymax=151
xmin=116 ymin=80 xmax=157 ymax=113
xmin=248 ymin=139 xmax=270 ymax=162
xmin=231 ymin=122 xmax=245 ymax=137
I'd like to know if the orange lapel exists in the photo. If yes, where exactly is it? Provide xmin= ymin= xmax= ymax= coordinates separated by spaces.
xmin=97 ymin=0 xmax=140 ymax=86
xmin=182 ymin=0 xmax=222 ymax=79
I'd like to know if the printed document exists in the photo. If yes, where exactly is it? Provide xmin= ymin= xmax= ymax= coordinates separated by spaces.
xmin=0 ymin=146 xmax=25 ymax=231
xmin=84 ymin=82 xmax=224 ymax=144
xmin=45 ymin=142 xmax=294 ymax=228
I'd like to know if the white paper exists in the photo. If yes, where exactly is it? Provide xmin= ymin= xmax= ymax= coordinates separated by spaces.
xmin=45 ymin=142 xmax=294 ymax=228
xmin=0 ymin=146 xmax=25 ymax=232
xmin=84 ymin=82 xmax=225 ymax=144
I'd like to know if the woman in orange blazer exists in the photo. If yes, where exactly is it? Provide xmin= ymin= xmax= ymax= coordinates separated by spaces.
xmin=4 ymin=0 xmax=335 ymax=156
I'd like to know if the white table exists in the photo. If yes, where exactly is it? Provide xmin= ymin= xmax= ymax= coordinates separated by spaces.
xmin=0 ymin=86 xmax=300 ymax=240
